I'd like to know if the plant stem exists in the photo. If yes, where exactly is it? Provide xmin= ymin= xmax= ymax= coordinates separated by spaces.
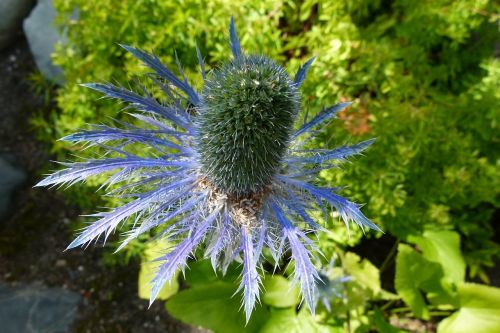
xmin=379 ymin=239 xmax=399 ymax=273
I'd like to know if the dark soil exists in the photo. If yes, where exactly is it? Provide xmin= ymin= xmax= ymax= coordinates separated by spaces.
xmin=0 ymin=38 xmax=206 ymax=333
xmin=350 ymin=233 xmax=398 ymax=293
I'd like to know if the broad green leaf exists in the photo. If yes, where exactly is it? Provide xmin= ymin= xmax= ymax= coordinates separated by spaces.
xmin=262 ymin=275 xmax=300 ymax=308
xmin=458 ymin=283 xmax=500 ymax=308
xmin=395 ymin=244 xmax=447 ymax=319
xmin=438 ymin=283 xmax=500 ymax=333
xmin=166 ymin=281 xmax=269 ymax=333
xmin=185 ymin=259 xmax=240 ymax=287
xmin=343 ymin=252 xmax=380 ymax=294
xmin=438 ymin=309 xmax=500 ymax=333
xmin=138 ymin=239 xmax=179 ymax=300
xmin=259 ymin=308 xmax=336 ymax=333
xmin=408 ymin=230 xmax=465 ymax=284
xmin=184 ymin=259 xmax=219 ymax=286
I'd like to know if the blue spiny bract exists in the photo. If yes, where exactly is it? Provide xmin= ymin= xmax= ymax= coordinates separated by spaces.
xmin=36 ymin=17 xmax=381 ymax=321
xmin=198 ymin=55 xmax=299 ymax=195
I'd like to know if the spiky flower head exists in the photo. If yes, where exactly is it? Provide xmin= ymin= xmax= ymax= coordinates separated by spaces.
xmin=36 ymin=17 xmax=381 ymax=321
xmin=198 ymin=54 xmax=299 ymax=194
xmin=316 ymin=258 xmax=352 ymax=312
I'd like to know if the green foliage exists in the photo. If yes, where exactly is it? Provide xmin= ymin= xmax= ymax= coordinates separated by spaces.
xmin=343 ymin=252 xmax=381 ymax=297
xmin=164 ymin=260 xmax=253 ymax=332
xmin=164 ymin=259 xmax=351 ymax=333
xmin=261 ymin=275 xmax=300 ymax=308
xmin=259 ymin=308 xmax=334 ymax=333
xmin=167 ymin=281 xmax=268 ymax=333
xmin=309 ymin=1 xmax=500 ymax=278
xmin=47 ymin=0 xmax=498 ymax=277
xmin=437 ymin=283 xmax=500 ymax=333
xmin=162 ymin=254 xmax=400 ymax=333
xmin=395 ymin=243 xmax=452 ymax=319
xmin=408 ymin=230 xmax=465 ymax=285
xmin=335 ymin=252 xmax=398 ymax=332
xmin=34 ymin=0 xmax=500 ymax=332
xmin=395 ymin=241 xmax=500 ymax=332
xmin=46 ymin=0 xmax=284 ymax=152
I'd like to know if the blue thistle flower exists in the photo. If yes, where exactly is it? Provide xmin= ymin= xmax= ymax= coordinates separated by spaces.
xmin=316 ymin=258 xmax=351 ymax=312
xmin=36 ymin=17 xmax=381 ymax=321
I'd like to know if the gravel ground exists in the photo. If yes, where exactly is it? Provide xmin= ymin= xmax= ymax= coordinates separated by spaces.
xmin=0 ymin=37 xmax=207 ymax=333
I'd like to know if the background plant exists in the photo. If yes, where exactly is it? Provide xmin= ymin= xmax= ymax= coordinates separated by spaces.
xmin=32 ymin=0 xmax=500 ymax=331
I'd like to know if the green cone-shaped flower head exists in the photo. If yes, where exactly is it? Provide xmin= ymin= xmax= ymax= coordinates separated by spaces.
xmin=197 ymin=55 xmax=299 ymax=195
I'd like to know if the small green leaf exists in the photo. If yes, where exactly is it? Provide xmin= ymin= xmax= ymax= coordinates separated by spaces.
xmin=438 ymin=283 xmax=500 ymax=333
xmin=138 ymin=239 xmax=179 ymax=300
xmin=299 ymin=0 xmax=317 ymax=22
xmin=262 ymin=275 xmax=300 ymax=308
xmin=138 ymin=262 xmax=179 ymax=300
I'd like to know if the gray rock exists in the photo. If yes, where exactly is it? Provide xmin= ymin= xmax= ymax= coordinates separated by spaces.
xmin=0 ymin=282 xmax=81 ymax=333
xmin=0 ymin=154 xmax=26 ymax=219
xmin=23 ymin=0 xmax=64 ymax=84
xmin=0 ymin=0 xmax=35 ymax=50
